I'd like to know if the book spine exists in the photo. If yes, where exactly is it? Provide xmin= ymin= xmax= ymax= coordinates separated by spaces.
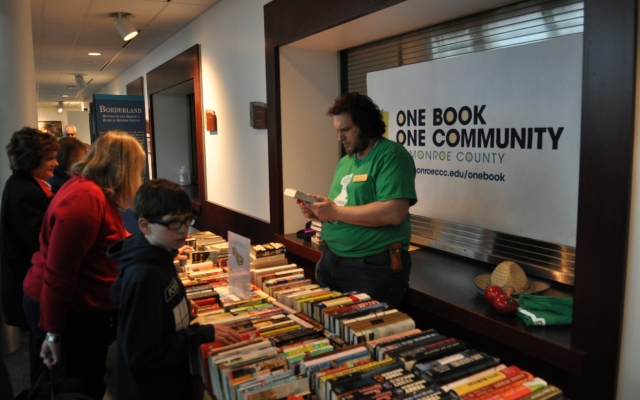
xmin=430 ymin=356 xmax=500 ymax=387
xmin=447 ymin=366 xmax=519 ymax=396
xmin=402 ymin=340 xmax=465 ymax=371
xmin=462 ymin=371 xmax=535 ymax=399
xmin=378 ymin=332 xmax=443 ymax=360
xmin=331 ymin=368 xmax=406 ymax=398
xmin=516 ymin=385 xmax=562 ymax=400
xmin=251 ymin=253 xmax=286 ymax=264
xmin=354 ymin=317 xmax=416 ymax=345
xmin=472 ymin=378 xmax=547 ymax=400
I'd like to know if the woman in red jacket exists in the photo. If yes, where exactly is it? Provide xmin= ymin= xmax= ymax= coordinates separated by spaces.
xmin=23 ymin=130 xmax=146 ymax=400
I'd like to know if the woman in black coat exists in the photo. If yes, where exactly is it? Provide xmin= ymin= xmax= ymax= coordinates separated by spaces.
xmin=0 ymin=127 xmax=59 ymax=382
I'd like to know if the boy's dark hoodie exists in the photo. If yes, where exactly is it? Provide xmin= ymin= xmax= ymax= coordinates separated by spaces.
xmin=108 ymin=234 xmax=214 ymax=400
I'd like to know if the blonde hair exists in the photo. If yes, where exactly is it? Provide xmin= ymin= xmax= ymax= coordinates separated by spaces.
xmin=72 ymin=131 xmax=145 ymax=209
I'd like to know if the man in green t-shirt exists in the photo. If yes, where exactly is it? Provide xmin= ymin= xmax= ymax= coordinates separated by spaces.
xmin=297 ymin=93 xmax=417 ymax=308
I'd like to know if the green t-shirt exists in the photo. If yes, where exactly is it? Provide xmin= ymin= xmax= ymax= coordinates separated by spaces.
xmin=321 ymin=138 xmax=417 ymax=258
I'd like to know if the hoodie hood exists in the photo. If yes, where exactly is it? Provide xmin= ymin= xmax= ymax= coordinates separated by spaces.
xmin=108 ymin=234 xmax=178 ymax=305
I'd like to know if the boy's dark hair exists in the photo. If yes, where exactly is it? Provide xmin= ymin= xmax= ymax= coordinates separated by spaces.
xmin=326 ymin=93 xmax=386 ymax=139
xmin=6 ymin=127 xmax=60 ymax=172
xmin=133 ymin=178 xmax=192 ymax=220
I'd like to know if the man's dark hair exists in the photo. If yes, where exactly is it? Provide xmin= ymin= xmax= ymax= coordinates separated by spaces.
xmin=133 ymin=178 xmax=192 ymax=220
xmin=56 ymin=137 xmax=86 ymax=171
xmin=6 ymin=127 xmax=60 ymax=172
xmin=327 ymin=93 xmax=386 ymax=139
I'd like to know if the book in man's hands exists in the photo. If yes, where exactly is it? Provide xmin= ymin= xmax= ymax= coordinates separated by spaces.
xmin=284 ymin=188 xmax=318 ymax=203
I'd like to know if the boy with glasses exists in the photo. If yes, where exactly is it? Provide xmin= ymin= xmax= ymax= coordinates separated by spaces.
xmin=108 ymin=178 xmax=240 ymax=400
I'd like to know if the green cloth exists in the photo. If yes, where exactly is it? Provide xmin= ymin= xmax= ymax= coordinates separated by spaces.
xmin=321 ymin=138 xmax=417 ymax=257
xmin=516 ymin=294 xmax=573 ymax=326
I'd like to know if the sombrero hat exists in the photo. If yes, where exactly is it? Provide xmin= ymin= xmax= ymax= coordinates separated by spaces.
xmin=474 ymin=261 xmax=550 ymax=297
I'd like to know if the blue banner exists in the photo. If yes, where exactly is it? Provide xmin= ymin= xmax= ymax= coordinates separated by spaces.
xmin=93 ymin=94 xmax=149 ymax=181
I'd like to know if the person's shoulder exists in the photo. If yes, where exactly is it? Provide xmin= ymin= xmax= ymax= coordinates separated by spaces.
xmin=4 ymin=172 xmax=43 ymax=198
xmin=378 ymin=138 xmax=412 ymax=158
xmin=57 ymin=176 xmax=103 ymax=199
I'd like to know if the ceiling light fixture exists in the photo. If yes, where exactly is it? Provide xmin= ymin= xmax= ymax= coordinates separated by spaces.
xmin=57 ymin=101 xmax=64 ymax=113
xmin=111 ymin=12 xmax=138 ymax=41
xmin=88 ymin=52 xmax=101 ymax=56
xmin=75 ymin=74 xmax=87 ymax=88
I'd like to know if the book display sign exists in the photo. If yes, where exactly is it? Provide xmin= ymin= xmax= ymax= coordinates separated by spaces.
xmin=227 ymin=231 xmax=251 ymax=300
xmin=368 ymin=34 xmax=583 ymax=246
xmin=92 ymin=94 xmax=149 ymax=181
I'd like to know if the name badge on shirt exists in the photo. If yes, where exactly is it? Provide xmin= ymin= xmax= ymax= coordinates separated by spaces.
xmin=353 ymin=174 xmax=368 ymax=182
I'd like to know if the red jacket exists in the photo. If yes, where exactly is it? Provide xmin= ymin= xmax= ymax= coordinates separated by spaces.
xmin=23 ymin=175 xmax=127 ymax=334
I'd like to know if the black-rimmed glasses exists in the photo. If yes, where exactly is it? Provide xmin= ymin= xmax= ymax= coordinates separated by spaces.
xmin=147 ymin=216 xmax=196 ymax=230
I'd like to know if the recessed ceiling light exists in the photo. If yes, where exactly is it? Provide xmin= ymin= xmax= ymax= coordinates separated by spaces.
xmin=61 ymin=95 xmax=69 ymax=98
xmin=67 ymin=86 xmax=75 ymax=89
xmin=88 ymin=52 xmax=101 ymax=56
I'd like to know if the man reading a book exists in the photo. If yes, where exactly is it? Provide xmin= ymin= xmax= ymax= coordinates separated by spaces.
xmin=297 ymin=93 xmax=417 ymax=308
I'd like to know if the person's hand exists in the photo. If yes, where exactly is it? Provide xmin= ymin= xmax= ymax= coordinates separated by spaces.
xmin=40 ymin=340 xmax=61 ymax=368
xmin=189 ymin=300 xmax=199 ymax=317
xmin=305 ymin=195 xmax=337 ymax=222
xmin=296 ymin=199 xmax=318 ymax=220
xmin=214 ymin=325 xmax=242 ymax=345
xmin=174 ymin=245 xmax=194 ymax=261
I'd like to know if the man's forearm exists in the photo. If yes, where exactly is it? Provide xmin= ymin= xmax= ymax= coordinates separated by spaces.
xmin=331 ymin=199 xmax=410 ymax=227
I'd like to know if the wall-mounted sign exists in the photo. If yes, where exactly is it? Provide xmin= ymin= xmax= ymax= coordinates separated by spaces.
xmin=92 ymin=94 xmax=149 ymax=181
xmin=368 ymin=34 xmax=583 ymax=246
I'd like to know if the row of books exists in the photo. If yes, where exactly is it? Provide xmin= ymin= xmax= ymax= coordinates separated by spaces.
xmin=181 ymin=233 xmax=563 ymax=399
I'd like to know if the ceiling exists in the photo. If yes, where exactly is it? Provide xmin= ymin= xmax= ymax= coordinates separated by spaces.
xmin=31 ymin=0 xmax=220 ymax=110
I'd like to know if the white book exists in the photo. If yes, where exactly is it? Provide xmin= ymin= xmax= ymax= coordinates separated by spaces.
xmin=262 ymin=273 xmax=306 ymax=295
xmin=283 ymin=287 xmax=331 ymax=309
xmin=275 ymin=284 xmax=319 ymax=303
xmin=250 ymin=253 xmax=286 ymax=264
xmin=251 ymin=263 xmax=298 ymax=285
xmin=284 ymin=188 xmax=317 ymax=203
xmin=352 ymin=314 xmax=415 ymax=345
xmin=343 ymin=309 xmax=399 ymax=340
xmin=257 ymin=268 xmax=304 ymax=288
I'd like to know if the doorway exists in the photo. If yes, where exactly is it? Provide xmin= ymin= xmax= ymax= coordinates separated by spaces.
xmin=150 ymin=80 xmax=199 ymax=203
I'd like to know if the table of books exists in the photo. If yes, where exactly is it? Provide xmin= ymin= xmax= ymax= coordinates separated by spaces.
xmin=178 ymin=232 xmax=565 ymax=400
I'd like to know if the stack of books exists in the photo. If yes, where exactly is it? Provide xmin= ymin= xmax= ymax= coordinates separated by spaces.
xmin=250 ymin=242 xmax=288 ymax=267
xmin=310 ymin=220 xmax=325 ymax=246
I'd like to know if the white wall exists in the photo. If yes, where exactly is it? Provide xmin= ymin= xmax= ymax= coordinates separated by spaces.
xmin=280 ymin=48 xmax=341 ymax=233
xmin=36 ymin=107 xmax=67 ymax=131
xmin=37 ymin=107 xmax=90 ymax=143
xmin=66 ymin=110 xmax=90 ymax=144
xmin=152 ymin=94 xmax=190 ymax=184
xmin=616 ymin=10 xmax=640 ymax=398
xmin=98 ymin=0 xmax=271 ymax=221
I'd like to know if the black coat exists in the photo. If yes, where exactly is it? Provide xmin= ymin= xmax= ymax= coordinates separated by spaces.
xmin=0 ymin=170 xmax=52 ymax=327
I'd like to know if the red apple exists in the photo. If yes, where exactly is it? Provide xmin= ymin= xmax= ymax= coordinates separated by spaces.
xmin=485 ymin=285 xmax=505 ymax=304
xmin=492 ymin=294 xmax=519 ymax=315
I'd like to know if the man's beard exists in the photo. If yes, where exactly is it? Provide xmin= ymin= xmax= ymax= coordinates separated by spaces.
xmin=346 ymin=131 xmax=370 ymax=156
